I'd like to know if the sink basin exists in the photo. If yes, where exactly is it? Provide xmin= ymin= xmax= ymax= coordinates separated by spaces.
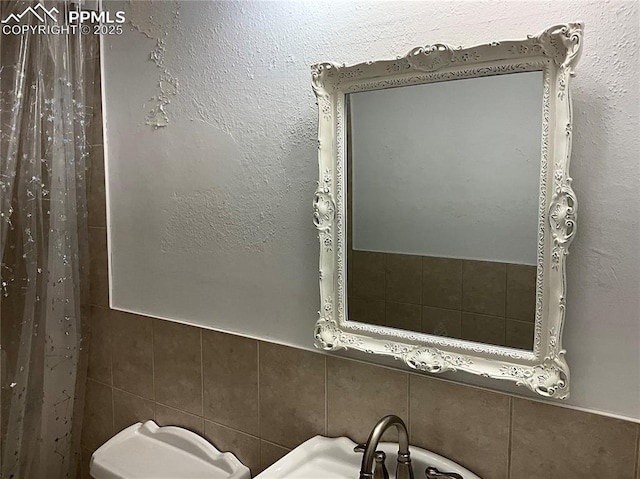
xmin=256 ymin=436 xmax=481 ymax=479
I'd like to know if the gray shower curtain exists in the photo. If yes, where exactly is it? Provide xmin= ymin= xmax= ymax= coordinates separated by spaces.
xmin=0 ymin=1 xmax=93 ymax=477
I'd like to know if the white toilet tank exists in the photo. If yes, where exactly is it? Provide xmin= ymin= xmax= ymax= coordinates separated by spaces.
xmin=90 ymin=420 xmax=251 ymax=479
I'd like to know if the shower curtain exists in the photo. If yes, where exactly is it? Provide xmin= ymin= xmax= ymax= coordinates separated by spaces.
xmin=0 ymin=1 xmax=92 ymax=477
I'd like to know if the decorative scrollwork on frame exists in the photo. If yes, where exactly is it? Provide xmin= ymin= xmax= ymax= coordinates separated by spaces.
xmin=319 ymin=231 xmax=332 ymax=252
xmin=531 ymin=23 xmax=583 ymax=100
xmin=527 ymin=361 xmax=569 ymax=399
xmin=402 ymin=346 xmax=472 ymax=374
xmin=313 ymin=170 xmax=335 ymax=231
xmin=313 ymin=190 xmax=335 ymax=231
xmin=314 ymin=318 xmax=344 ymax=351
xmin=406 ymin=43 xmax=454 ymax=71
xmin=549 ymin=180 xmax=577 ymax=270
xmin=531 ymin=23 xmax=583 ymax=69
xmin=311 ymin=62 xmax=340 ymax=95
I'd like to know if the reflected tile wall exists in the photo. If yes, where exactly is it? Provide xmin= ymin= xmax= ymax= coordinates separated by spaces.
xmin=347 ymin=250 xmax=536 ymax=350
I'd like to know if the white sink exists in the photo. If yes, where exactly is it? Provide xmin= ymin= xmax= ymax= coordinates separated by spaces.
xmin=256 ymin=436 xmax=481 ymax=479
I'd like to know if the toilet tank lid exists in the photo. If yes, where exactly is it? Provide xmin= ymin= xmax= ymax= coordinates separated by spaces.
xmin=90 ymin=420 xmax=251 ymax=479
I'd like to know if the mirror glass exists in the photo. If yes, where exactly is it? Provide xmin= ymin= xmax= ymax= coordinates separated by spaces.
xmin=346 ymin=71 xmax=543 ymax=351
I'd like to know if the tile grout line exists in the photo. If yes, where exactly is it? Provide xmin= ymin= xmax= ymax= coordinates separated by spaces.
xmin=261 ymin=438 xmax=292 ymax=451
xmin=151 ymin=320 xmax=156 ymax=405
xmin=107 ymin=306 xmax=115 ymax=434
xmin=257 ymin=340 xmax=262 ymax=462
xmin=324 ymin=355 xmax=329 ymax=436
xmin=406 ymin=373 xmax=411 ymax=441
xmin=420 ymin=257 xmax=424 ymax=327
xmin=206 ymin=418 xmax=263 ymax=442
xmin=461 ymin=261 xmax=465 ymax=315
xmin=107 ymin=306 xmax=114 ymax=389
xmin=200 ymin=328 xmax=204 ymax=429
xmin=507 ymin=396 xmax=514 ymax=479
xmin=634 ymin=424 xmax=640 ymax=479
xmin=504 ymin=265 xmax=508 ymax=345
xmin=110 ymin=381 xmax=115 ymax=435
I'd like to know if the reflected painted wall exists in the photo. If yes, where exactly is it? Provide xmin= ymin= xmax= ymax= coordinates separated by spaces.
xmin=349 ymin=72 xmax=543 ymax=265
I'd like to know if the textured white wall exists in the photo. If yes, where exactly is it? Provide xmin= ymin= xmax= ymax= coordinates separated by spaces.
xmin=350 ymin=72 xmax=542 ymax=264
xmin=102 ymin=1 xmax=640 ymax=420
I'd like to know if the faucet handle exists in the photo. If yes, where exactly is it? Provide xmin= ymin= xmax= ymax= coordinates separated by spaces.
xmin=396 ymin=451 xmax=414 ymax=479
xmin=425 ymin=466 xmax=463 ymax=479
xmin=374 ymin=451 xmax=389 ymax=479
xmin=354 ymin=444 xmax=391 ymax=479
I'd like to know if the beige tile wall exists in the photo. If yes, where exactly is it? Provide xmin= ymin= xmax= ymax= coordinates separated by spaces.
xmin=348 ymin=250 xmax=537 ymax=350
xmin=81 ymin=308 xmax=640 ymax=478
xmin=82 ymin=52 xmax=640 ymax=479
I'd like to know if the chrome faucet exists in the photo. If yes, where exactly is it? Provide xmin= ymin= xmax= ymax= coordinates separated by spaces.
xmin=358 ymin=415 xmax=414 ymax=479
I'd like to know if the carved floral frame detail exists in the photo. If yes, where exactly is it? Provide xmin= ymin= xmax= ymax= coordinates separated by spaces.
xmin=311 ymin=24 xmax=583 ymax=399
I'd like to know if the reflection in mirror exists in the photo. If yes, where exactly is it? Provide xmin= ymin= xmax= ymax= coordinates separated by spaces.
xmin=346 ymin=72 xmax=543 ymax=351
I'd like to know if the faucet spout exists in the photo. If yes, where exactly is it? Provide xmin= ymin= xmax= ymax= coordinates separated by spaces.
xmin=358 ymin=415 xmax=414 ymax=479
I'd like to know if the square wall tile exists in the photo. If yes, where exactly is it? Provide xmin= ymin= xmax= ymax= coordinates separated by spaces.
xmin=113 ymin=389 xmax=155 ymax=433
xmin=352 ymin=250 xmax=385 ymax=300
xmin=89 ymin=226 xmax=109 ymax=307
xmin=111 ymin=311 xmax=154 ymax=399
xmin=156 ymin=404 xmax=204 ymax=435
xmin=203 ymin=330 xmax=258 ymax=435
xmin=422 ymin=257 xmax=462 ymax=310
xmin=422 ymin=307 xmax=462 ymax=338
xmin=505 ymin=319 xmax=534 ymax=350
xmin=461 ymin=312 xmax=506 ymax=347
xmin=82 ymin=379 xmax=114 ymax=452
xmin=348 ymin=297 xmax=385 ymax=325
xmin=154 ymin=320 xmax=202 ymax=416
xmin=462 ymin=260 xmax=506 ymax=316
xmin=327 ymin=357 xmax=408 ymax=443
xmin=385 ymin=302 xmax=422 ymax=332
xmin=385 ymin=253 xmax=422 ymax=304
xmin=204 ymin=421 xmax=260 ymax=476
xmin=506 ymin=264 xmax=537 ymax=322
xmin=510 ymin=399 xmax=638 ymax=479
xmin=259 ymin=342 xmax=325 ymax=448
xmin=409 ymin=376 xmax=510 ymax=479
xmin=87 ymin=306 xmax=111 ymax=384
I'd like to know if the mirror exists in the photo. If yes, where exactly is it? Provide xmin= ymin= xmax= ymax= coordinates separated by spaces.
xmin=346 ymin=72 xmax=543 ymax=351
xmin=312 ymin=23 xmax=583 ymax=399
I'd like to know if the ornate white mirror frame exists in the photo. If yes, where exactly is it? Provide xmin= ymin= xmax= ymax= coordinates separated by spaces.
xmin=311 ymin=23 xmax=583 ymax=399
